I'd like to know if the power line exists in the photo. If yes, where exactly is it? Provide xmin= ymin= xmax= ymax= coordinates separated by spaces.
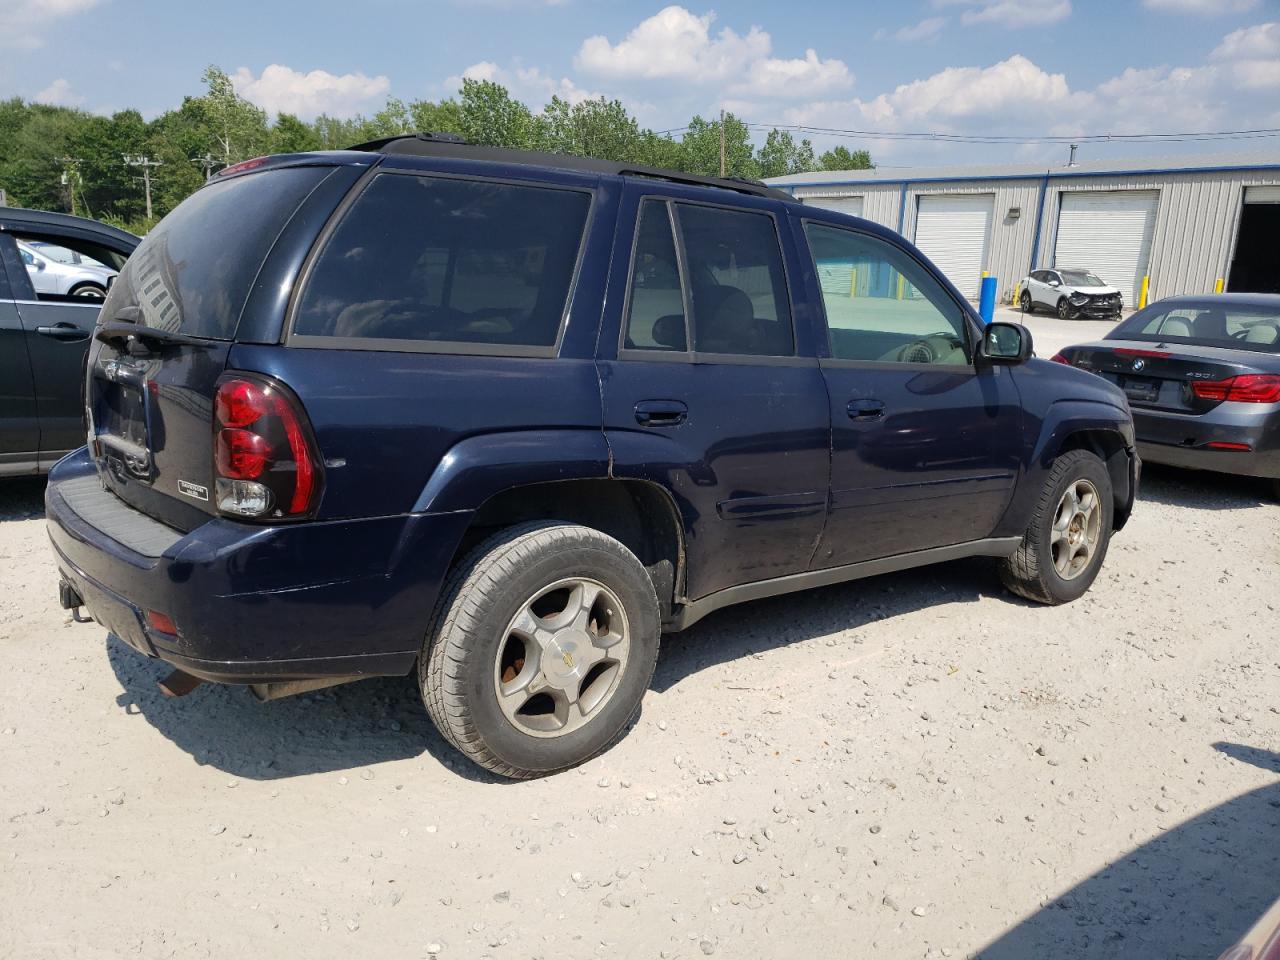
xmin=743 ymin=122 xmax=1280 ymax=145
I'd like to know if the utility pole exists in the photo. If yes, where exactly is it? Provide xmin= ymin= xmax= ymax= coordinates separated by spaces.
xmin=123 ymin=154 xmax=162 ymax=220
xmin=58 ymin=156 xmax=84 ymax=216
xmin=190 ymin=153 xmax=220 ymax=182
xmin=719 ymin=109 xmax=726 ymax=178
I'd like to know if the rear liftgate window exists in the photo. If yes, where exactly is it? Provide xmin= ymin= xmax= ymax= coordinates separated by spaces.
xmin=102 ymin=166 xmax=332 ymax=339
xmin=293 ymin=173 xmax=592 ymax=350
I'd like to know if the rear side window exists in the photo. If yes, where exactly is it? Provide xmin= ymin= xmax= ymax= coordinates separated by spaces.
xmin=624 ymin=200 xmax=687 ymax=352
xmin=676 ymin=204 xmax=793 ymax=356
xmin=293 ymin=173 xmax=592 ymax=351
xmin=102 ymin=166 xmax=330 ymax=339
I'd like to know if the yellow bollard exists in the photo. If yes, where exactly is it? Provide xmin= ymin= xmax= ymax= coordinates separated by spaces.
xmin=850 ymin=266 xmax=857 ymax=298
xmin=896 ymin=274 xmax=905 ymax=300
xmin=1214 ymin=277 xmax=1224 ymax=294
xmin=1012 ymin=281 xmax=1021 ymax=306
xmin=1139 ymin=275 xmax=1150 ymax=310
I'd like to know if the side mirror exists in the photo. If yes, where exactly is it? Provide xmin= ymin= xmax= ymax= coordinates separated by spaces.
xmin=1048 ymin=279 xmax=1060 ymax=287
xmin=35 ymin=259 xmax=47 ymax=271
xmin=982 ymin=321 xmax=1033 ymax=364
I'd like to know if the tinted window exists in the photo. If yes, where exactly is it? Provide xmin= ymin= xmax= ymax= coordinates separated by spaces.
xmin=101 ymin=166 xmax=329 ymax=339
xmin=624 ymin=200 xmax=687 ymax=351
xmin=294 ymin=173 xmax=591 ymax=349
xmin=1118 ymin=304 xmax=1280 ymax=353
xmin=676 ymin=204 xmax=793 ymax=356
xmin=805 ymin=223 xmax=969 ymax=365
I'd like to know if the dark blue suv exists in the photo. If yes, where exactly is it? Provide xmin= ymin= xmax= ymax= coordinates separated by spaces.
xmin=45 ymin=135 xmax=1138 ymax=778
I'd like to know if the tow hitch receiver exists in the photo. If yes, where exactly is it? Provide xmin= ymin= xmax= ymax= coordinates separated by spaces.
xmin=58 ymin=579 xmax=93 ymax=624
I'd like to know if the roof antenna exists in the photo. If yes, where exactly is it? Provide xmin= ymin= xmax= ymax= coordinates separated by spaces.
xmin=1067 ymin=143 xmax=1078 ymax=167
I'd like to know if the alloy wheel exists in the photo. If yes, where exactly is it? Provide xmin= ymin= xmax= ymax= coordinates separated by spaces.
xmin=493 ymin=578 xmax=630 ymax=738
xmin=1050 ymin=479 xmax=1101 ymax=580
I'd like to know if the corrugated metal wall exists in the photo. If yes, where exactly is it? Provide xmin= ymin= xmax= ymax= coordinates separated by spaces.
xmin=797 ymin=167 xmax=1280 ymax=303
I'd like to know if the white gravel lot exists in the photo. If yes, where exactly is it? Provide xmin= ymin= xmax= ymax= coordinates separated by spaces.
xmin=2 ymin=432 xmax=1278 ymax=959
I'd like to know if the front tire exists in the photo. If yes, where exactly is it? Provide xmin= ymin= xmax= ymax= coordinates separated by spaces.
xmin=1020 ymin=290 xmax=1034 ymax=314
xmin=1056 ymin=298 xmax=1073 ymax=320
xmin=1000 ymin=450 xmax=1113 ymax=605
xmin=420 ymin=521 xmax=660 ymax=779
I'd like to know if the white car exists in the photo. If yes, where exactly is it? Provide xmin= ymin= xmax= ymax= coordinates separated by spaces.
xmin=17 ymin=238 xmax=117 ymax=300
xmin=1019 ymin=268 xmax=1123 ymax=320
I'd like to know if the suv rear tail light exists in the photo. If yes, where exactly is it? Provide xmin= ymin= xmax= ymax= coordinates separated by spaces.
xmin=213 ymin=375 xmax=323 ymax=519
xmin=1049 ymin=353 xmax=1072 ymax=365
xmin=1191 ymin=374 xmax=1280 ymax=404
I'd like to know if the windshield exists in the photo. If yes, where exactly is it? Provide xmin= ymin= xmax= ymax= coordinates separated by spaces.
xmin=1060 ymin=270 xmax=1105 ymax=287
xmin=1110 ymin=303 xmax=1280 ymax=354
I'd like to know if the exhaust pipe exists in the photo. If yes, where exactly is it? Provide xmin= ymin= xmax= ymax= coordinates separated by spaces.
xmin=249 ymin=676 xmax=363 ymax=702
xmin=158 ymin=669 xmax=204 ymax=698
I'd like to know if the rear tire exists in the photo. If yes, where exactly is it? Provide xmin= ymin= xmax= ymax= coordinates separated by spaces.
xmin=420 ymin=521 xmax=660 ymax=779
xmin=1020 ymin=290 xmax=1034 ymax=314
xmin=69 ymin=283 xmax=106 ymax=300
xmin=1000 ymin=450 xmax=1113 ymax=605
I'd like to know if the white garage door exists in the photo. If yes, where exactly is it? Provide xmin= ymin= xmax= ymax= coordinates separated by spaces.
xmin=803 ymin=195 xmax=865 ymax=218
xmin=1244 ymin=186 xmax=1280 ymax=203
xmin=914 ymin=195 xmax=993 ymax=299
xmin=1054 ymin=191 xmax=1158 ymax=304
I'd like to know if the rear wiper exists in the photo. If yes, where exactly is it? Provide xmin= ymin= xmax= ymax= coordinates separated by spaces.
xmin=96 ymin=320 xmax=204 ymax=353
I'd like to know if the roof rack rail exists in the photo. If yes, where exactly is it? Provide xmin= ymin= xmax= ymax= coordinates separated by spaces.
xmin=343 ymin=133 xmax=793 ymax=201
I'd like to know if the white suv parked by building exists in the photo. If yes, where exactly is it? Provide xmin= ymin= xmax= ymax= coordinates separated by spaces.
xmin=1020 ymin=268 xmax=1123 ymax=320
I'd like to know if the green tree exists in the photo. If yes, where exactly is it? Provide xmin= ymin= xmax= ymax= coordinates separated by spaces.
xmin=271 ymin=113 xmax=323 ymax=154
xmin=536 ymin=96 xmax=642 ymax=161
xmin=409 ymin=98 xmax=462 ymax=135
xmin=458 ymin=79 xmax=534 ymax=148
xmin=756 ymin=129 xmax=816 ymax=179
xmin=818 ymin=145 xmax=874 ymax=172
xmin=679 ymin=113 xmax=758 ymax=179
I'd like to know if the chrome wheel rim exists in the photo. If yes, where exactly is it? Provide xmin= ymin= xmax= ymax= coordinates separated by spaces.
xmin=493 ymin=578 xmax=630 ymax=738
xmin=1058 ymin=300 xmax=1070 ymax=319
xmin=1021 ymin=292 xmax=1031 ymax=311
xmin=1051 ymin=478 xmax=1101 ymax=580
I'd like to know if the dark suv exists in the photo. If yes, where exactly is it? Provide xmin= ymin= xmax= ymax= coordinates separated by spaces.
xmin=45 ymin=136 xmax=1139 ymax=778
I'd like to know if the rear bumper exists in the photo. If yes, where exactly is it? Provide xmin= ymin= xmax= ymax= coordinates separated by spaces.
xmin=46 ymin=448 xmax=471 ymax=684
xmin=1133 ymin=404 xmax=1280 ymax=480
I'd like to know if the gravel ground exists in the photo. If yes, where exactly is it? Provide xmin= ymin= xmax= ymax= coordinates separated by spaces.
xmin=1 ymin=462 xmax=1278 ymax=960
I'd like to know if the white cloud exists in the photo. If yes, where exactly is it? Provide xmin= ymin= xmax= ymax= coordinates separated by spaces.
xmin=935 ymin=0 xmax=1071 ymax=28
xmin=577 ymin=7 xmax=770 ymax=81
xmin=888 ymin=54 xmax=1071 ymax=119
xmin=574 ymin=5 xmax=849 ymax=100
xmin=0 ymin=0 xmax=103 ymax=48
xmin=34 ymin=78 xmax=84 ymax=107
xmin=730 ymin=49 xmax=853 ymax=97
xmin=894 ymin=17 xmax=950 ymax=40
xmin=1144 ymin=0 xmax=1257 ymax=13
xmin=1211 ymin=22 xmax=1280 ymax=89
xmin=230 ymin=64 xmax=391 ymax=119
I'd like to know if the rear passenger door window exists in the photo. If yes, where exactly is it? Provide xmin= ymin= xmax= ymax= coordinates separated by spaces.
xmin=675 ymin=204 xmax=793 ymax=357
xmin=804 ymin=223 xmax=969 ymax=366
xmin=293 ymin=173 xmax=592 ymax=353
xmin=621 ymin=199 xmax=794 ymax=359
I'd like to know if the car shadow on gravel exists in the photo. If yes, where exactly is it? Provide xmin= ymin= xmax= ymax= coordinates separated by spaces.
xmin=1138 ymin=462 xmax=1274 ymax=510
xmin=104 ymin=635 xmax=518 ymax=784
xmin=652 ymin=556 xmax=1010 ymax=693
xmin=0 ymin=477 xmax=46 ymax=521
xmin=976 ymin=743 xmax=1280 ymax=960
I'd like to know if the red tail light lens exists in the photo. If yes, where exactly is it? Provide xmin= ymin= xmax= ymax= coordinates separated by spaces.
xmin=1049 ymin=353 xmax=1072 ymax=365
xmin=217 ymin=156 xmax=269 ymax=178
xmin=213 ymin=376 xmax=323 ymax=519
xmin=1205 ymin=441 xmax=1253 ymax=451
xmin=1192 ymin=374 xmax=1280 ymax=404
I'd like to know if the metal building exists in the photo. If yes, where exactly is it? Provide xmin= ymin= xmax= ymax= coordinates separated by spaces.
xmin=768 ymin=152 xmax=1280 ymax=307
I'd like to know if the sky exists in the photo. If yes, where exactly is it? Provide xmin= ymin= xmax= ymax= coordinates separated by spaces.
xmin=2 ymin=0 xmax=1279 ymax=168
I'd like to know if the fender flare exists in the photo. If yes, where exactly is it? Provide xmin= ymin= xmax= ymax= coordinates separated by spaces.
xmin=995 ymin=398 xmax=1136 ymax=537
xmin=411 ymin=429 xmax=612 ymax=514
